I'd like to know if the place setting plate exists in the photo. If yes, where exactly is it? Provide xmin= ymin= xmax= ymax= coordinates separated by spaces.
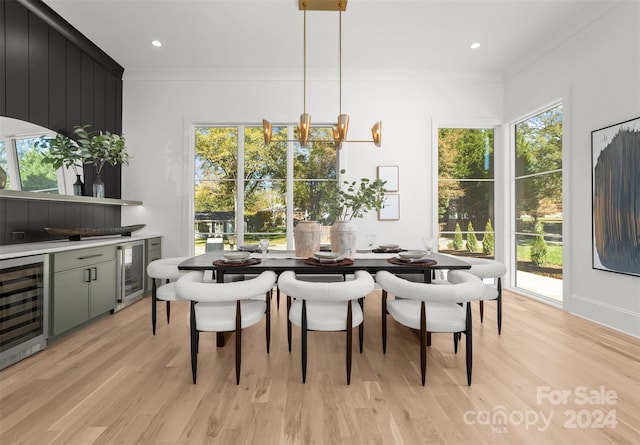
xmin=305 ymin=252 xmax=353 ymax=267
xmin=387 ymin=250 xmax=437 ymax=266
xmin=213 ymin=251 xmax=260 ymax=266
xmin=373 ymin=243 xmax=403 ymax=253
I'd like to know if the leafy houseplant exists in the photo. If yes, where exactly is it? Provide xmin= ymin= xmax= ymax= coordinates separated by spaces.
xmin=324 ymin=170 xmax=386 ymax=255
xmin=37 ymin=133 xmax=89 ymax=195
xmin=325 ymin=170 xmax=387 ymax=221
xmin=74 ymin=125 xmax=129 ymax=197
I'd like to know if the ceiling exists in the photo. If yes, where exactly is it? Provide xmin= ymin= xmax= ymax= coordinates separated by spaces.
xmin=43 ymin=0 xmax=619 ymax=78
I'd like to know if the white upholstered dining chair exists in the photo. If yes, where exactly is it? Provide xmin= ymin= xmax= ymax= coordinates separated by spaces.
xmin=462 ymin=257 xmax=507 ymax=334
xmin=176 ymin=270 xmax=277 ymax=384
xmin=146 ymin=257 xmax=190 ymax=335
xmin=277 ymin=270 xmax=375 ymax=385
xmin=375 ymin=270 xmax=484 ymax=386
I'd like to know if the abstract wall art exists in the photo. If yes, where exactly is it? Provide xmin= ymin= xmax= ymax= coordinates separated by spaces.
xmin=591 ymin=117 xmax=640 ymax=277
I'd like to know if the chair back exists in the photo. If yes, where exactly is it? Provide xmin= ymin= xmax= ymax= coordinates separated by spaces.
xmin=177 ymin=271 xmax=277 ymax=302
xmin=375 ymin=270 xmax=484 ymax=303
xmin=147 ymin=257 xmax=190 ymax=280
xmin=278 ymin=270 xmax=374 ymax=302
xmin=462 ymin=257 xmax=507 ymax=280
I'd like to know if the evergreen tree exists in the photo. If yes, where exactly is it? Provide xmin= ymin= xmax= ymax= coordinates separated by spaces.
xmin=466 ymin=222 xmax=478 ymax=252
xmin=531 ymin=221 xmax=548 ymax=266
xmin=482 ymin=219 xmax=495 ymax=255
xmin=453 ymin=223 xmax=463 ymax=250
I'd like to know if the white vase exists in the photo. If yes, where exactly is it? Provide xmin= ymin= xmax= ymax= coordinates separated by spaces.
xmin=330 ymin=220 xmax=358 ymax=256
xmin=294 ymin=221 xmax=321 ymax=257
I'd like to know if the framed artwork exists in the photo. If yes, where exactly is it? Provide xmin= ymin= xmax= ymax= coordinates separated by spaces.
xmin=377 ymin=165 xmax=399 ymax=192
xmin=591 ymin=116 xmax=640 ymax=277
xmin=379 ymin=194 xmax=400 ymax=220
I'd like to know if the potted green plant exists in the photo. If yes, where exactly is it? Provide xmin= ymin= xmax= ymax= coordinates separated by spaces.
xmin=37 ymin=133 xmax=88 ymax=195
xmin=74 ymin=125 xmax=129 ymax=198
xmin=324 ymin=170 xmax=386 ymax=254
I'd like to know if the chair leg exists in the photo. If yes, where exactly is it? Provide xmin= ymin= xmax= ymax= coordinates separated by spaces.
xmin=346 ymin=300 xmax=353 ymax=385
xmin=190 ymin=301 xmax=198 ymax=384
xmin=301 ymin=300 xmax=308 ymax=383
xmin=479 ymin=300 xmax=484 ymax=323
xmin=287 ymin=295 xmax=292 ymax=353
xmin=165 ymin=278 xmax=171 ymax=323
xmin=151 ymin=279 xmax=157 ymax=335
xmin=453 ymin=333 xmax=458 ymax=354
xmin=465 ymin=303 xmax=473 ymax=386
xmin=382 ymin=291 xmax=388 ymax=354
xmin=358 ymin=298 xmax=364 ymax=354
xmin=235 ymin=300 xmax=242 ymax=385
xmin=497 ymin=277 xmax=503 ymax=335
xmin=266 ymin=291 xmax=271 ymax=353
xmin=420 ymin=301 xmax=427 ymax=386
xmin=277 ymin=287 xmax=280 ymax=310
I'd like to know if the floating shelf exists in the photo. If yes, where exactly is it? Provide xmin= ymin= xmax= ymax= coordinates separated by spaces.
xmin=0 ymin=189 xmax=142 ymax=206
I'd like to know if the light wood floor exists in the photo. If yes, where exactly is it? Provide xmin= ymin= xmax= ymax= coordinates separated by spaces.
xmin=1 ymin=290 xmax=639 ymax=444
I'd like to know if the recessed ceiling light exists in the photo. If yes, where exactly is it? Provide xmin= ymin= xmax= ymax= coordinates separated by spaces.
xmin=151 ymin=40 xmax=162 ymax=47
xmin=470 ymin=42 xmax=481 ymax=49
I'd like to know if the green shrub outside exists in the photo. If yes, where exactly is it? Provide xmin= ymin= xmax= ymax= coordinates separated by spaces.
xmin=483 ymin=219 xmax=495 ymax=255
xmin=466 ymin=222 xmax=478 ymax=252
xmin=531 ymin=221 xmax=548 ymax=266
xmin=453 ymin=223 xmax=463 ymax=250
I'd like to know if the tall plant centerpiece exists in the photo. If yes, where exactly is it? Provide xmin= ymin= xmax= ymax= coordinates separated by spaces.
xmin=74 ymin=125 xmax=129 ymax=198
xmin=325 ymin=170 xmax=386 ymax=255
xmin=37 ymin=133 xmax=89 ymax=195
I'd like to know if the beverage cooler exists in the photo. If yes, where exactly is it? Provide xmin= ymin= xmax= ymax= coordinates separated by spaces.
xmin=115 ymin=241 xmax=145 ymax=311
xmin=0 ymin=255 xmax=49 ymax=370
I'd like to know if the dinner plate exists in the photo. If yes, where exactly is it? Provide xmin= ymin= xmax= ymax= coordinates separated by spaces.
xmin=223 ymin=252 xmax=251 ymax=262
xmin=223 ymin=257 xmax=250 ymax=264
xmin=398 ymin=250 xmax=426 ymax=260
xmin=379 ymin=244 xmax=400 ymax=251
xmin=314 ymin=252 xmax=341 ymax=260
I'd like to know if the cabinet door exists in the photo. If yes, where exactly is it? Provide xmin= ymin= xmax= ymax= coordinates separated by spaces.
xmin=90 ymin=259 xmax=117 ymax=317
xmin=52 ymin=268 xmax=90 ymax=336
xmin=145 ymin=238 xmax=162 ymax=292
xmin=145 ymin=249 xmax=162 ymax=292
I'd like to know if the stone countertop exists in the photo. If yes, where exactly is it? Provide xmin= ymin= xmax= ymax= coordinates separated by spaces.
xmin=0 ymin=232 xmax=162 ymax=260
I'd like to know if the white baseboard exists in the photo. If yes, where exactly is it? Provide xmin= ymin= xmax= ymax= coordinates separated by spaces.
xmin=569 ymin=293 xmax=640 ymax=338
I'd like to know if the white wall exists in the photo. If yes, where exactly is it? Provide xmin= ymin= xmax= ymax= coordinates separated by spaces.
xmin=120 ymin=70 xmax=502 ymax=258
xmin=503 ymin=1 xmax=640 ymax=336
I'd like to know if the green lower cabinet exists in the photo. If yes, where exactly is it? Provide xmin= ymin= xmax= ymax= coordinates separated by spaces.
xmin=52 ymin=268 xmax=91 ymax=337
xmin=89 ymin=260 xmax=117 ymax=317
xmin=51 ymin=246 xmax=117 ymax=337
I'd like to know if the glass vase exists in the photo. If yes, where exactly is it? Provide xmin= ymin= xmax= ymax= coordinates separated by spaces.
xmin=92 ymin=170 xmax=104 ymax=198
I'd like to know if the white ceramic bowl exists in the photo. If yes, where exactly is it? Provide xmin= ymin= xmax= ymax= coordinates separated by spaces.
xmin=238 ymin=244 xmax=258 ymax=252
xmin=398 ymin=250 xmax=426 ymax=260
xmin=379 ymin=244 xmax=399 ymax=250
xmin=314 ymin=252 xmax=341 ymax=260
xmin=223 ymin=251 xmax=251 ymax=261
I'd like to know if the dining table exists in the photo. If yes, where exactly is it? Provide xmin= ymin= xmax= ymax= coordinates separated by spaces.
xmin=178 ymin=250 xmax=472 ymax=347
xmin=177 ymin=250 xmax=471 ymax=283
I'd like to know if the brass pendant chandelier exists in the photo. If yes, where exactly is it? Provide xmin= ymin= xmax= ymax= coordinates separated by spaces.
xmin=263 ymin=0 xmax=381 ymax=148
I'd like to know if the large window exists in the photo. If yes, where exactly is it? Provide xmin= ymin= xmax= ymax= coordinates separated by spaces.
xmin=513 ymin=105 xmax=563 ymax=301
xmin=194 ymin=125 xmax=337 ymax=254
xmin=438 ymin=128 xmax=495 ymax=258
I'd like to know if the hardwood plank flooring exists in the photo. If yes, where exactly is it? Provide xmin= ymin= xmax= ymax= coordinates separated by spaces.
xmin=1 ymin=290 xmax=639 ymax=444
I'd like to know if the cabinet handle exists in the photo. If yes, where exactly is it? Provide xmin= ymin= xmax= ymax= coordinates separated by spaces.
xmin=77 ymin=254 xmax=103 ymax=260
xmin=85 ymin=268 xmax=92 ymax=283
xmin=91 ymin=267 xmax=98 ymax=281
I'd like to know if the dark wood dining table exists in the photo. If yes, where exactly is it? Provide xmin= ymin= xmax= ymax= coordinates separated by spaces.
xmin=178 ymin=251 xmax=471 ymax=347
xmin=177 ymin=251 xmax=471 ymax=283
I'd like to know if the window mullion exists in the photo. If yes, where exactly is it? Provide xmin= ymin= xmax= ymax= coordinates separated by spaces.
xmin=237 ymin=125 xmax=245 ymax=243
